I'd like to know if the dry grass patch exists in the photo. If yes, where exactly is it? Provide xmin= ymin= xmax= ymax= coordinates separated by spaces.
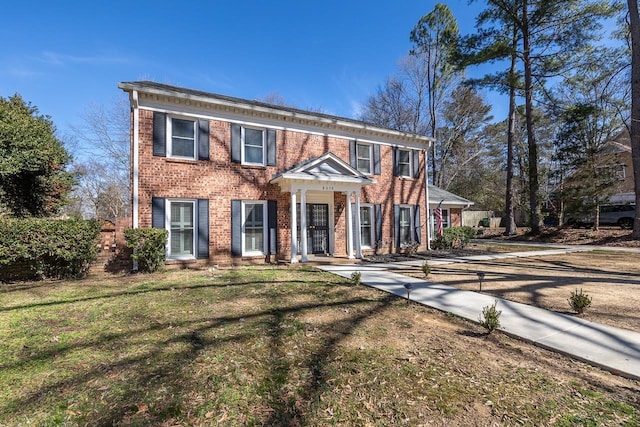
xmin=417 ymin=251 xmax=640 ymax=331
xmin=0 ymin=266 xmax=638 ymax=426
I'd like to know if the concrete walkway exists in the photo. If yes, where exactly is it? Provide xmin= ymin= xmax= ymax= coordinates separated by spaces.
xmin=318 ymin=248 xmax=640 ymax=381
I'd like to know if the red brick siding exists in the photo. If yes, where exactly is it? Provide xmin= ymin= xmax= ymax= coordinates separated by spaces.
xmin=136 ymin=109 xmax=427 ymax=265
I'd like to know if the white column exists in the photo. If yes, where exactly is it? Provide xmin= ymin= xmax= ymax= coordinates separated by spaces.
xmin=354 ymin=190 xmax=362 ymax=259
xmin=290 ymin=190 xmax=298 ymax=263
xmin=346 ymin=192 xmax=354 ymax=259
xmin=300 ymin=189 xmax=308 ymax=262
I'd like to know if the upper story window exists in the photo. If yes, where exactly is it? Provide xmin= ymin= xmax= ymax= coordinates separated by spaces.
xmin=243 ymin=127 xmax=265 ymax=165
xmin=169 ymin=117 xmax=196 ymax=159
xmin=349 ymin=140 xmax=380 ymax=175
xmin=152 ymin=111 xmax=210 ymax=161
xmin=231 ymin=123 xmax=276 ymax=167
xmin=356 ymin=143 xmax=372 ymax=174
xmin=397 ymin=149 xmax=412 ymax=177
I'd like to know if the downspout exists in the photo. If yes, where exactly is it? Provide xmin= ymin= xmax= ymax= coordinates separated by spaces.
xmin=131 ymin=90 xmax=140 ymax=272
xmin=132 ymin=90 xmax=139 ymax=230
xmin=424 ymin=143 xmax=432 ymax=250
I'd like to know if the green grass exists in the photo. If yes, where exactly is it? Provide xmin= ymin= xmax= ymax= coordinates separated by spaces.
xmin=1 ymin=266 xmax=638 ymax=426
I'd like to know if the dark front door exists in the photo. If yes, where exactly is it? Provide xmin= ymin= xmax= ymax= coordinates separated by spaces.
xmin=297 ymin=203 xmax=329 ymax=254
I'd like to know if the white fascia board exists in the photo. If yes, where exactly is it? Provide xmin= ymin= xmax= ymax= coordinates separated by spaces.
xmin=131 ymin=92 xmax=432 ymax=150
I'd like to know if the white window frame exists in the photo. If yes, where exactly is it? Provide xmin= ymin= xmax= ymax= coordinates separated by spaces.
xmin=398 ymin=205 xmax=413 ymax=247
xmin=167 ymin=115 xmax=197 ymax=160
xmin=356 ymin=142 xmax=373 ymax=175
xmin=441 ymin=208 xmax=450 ymax=229
xmin=241 ymin=126 xmax=266 ymax=166
xmin=397 ymin=148 xmax=412 ymax=178
xmin=359 ymin=204 xmax=375 ymax=249
xmin=166 ymin=199 xmax=196 ymax=260
xmin=242 ymin=201 xmax=267 ymax=256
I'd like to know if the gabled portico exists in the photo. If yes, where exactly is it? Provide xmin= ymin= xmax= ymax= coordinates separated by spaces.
xmin=271 ymin=152 xmax=375 ymax=263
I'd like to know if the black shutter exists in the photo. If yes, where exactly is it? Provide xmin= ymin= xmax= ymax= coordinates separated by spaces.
xmin=393 ymin=204 xmax=400 ymax=250
xmin=231 ymin=200 xmax=242 ymax=256
xmin=152 ymin=197 xmax=165 ymax=229
xmin=268 ymin=200 xmax=277 ymax=255
xmin=373 ymin=144 xmax=381 ymax=175
xmin=231 ymin=123 xmax=241 ymax=163
xmin=153 ymin=112 xmax=166 ymax=157
xmin=197 ymin=199 xmax=209 ymax=259
xmin=198 ymin=119 xmax=210 ymax=160
xmin=349 ymin=140 xmax=357 ymax=169
xmin=392 ymin=147 xmax=398 ymax=176
xmin=413 ymin=150 xmax=420 ymax=178
xmin=267 ymin=129 xmax=276 ymax=166
xmin=414 ymin=205 xmax=421 ymax=244
xmin=375 ymin=204 xmax=382 ymax=246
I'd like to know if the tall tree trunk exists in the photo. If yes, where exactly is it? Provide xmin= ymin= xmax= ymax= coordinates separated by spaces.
xmin=522 ymin=2 xmax=542 ymax=234
xmin=629 ymin=0 xmax=640 ymax=239
xmin=505 ymin=24 xmax=518 ymax=235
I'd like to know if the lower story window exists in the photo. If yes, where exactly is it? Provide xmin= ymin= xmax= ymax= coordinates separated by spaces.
xmin=243 ymin=201 xmax=266 ymax=255
xmin=399 ymin=206 xmax=411 ymax=246
xmin=360 ymin=205 xmax=374 ymax=248
xmin=169 ymin=200 xmax=195 ymax=258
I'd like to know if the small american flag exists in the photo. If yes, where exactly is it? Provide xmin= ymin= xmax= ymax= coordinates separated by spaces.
xmin=434 ymin=203 xmax=444 ymax=238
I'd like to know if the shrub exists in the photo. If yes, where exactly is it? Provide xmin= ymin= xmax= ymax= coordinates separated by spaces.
xmin=568 ymin=288 xmax=592 ymax=314
xmin=350 ymin=271 xmax=361 ymax=286
xmin=0 ymin=218 xmax=101 ymax=280
xmin=421 ymin=261 xmax=431 ymax=277
xmin=479 ymin=300 xmax=501 ymax=333
xmin=124 ymin=228 xmax=168 ymax=273
xmin=402 ymin=241 xmax=420 ymax=256
xmin=433 ymin=226 xmax=477 ymax=250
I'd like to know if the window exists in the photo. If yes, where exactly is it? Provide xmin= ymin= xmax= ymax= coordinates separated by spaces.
xmin=360 ymin=205 xmax=374 ymax=248
xmin=441 ymin=209 xmax=450 ymax=229
xmin=168 ymin=200 xmax=195 ymax=258
xmin=399 ymin=206 xmax=412 ymax=246
xmin=397 ymin=149 xmax=412 ymax=177
xmin=243 ymin=201 xmax=267 ymax=255
xmin=169 ymin=117 xmax=196 ymax=159
xmin=243 ymin=127 xmax=265 ymax=165
xmin=152 ymin=112 xmax=209 ymax=160
xmin=356 ymin=143 xmax=372 ymax=174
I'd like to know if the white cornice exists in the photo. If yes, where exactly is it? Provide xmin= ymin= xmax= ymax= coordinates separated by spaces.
xmin=119 ymin=82 xmax=433 ymax=148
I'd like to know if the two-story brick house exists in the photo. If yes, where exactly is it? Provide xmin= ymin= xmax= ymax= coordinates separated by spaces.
xmin=119 ymin=81 xmax=472 ymax=266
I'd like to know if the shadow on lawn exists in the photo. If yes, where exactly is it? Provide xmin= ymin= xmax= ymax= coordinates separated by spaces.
xmin=2 ymin=270 xmax=397 ymax=425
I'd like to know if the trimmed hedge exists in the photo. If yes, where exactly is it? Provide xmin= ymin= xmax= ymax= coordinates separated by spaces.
xmin=433 ymin=226 xmax=478 ymax=250
xmin=124 ymin=228 xmax=168 ymax=273
xmin=0 ymin=218 xmax=101 ymax=281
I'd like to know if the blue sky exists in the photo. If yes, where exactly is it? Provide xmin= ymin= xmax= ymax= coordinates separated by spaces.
xmin=2 ymin=1 xmax=494 ymax=143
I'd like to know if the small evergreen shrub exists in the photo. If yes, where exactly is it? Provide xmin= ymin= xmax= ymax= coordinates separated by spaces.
xmin=124 ymin=228 xmax=168 ymax=273
xmin=479 ymin=300 xmax=501 ymax=333
xmin=568 ymin=288 xmax=592 ymax=314
xmin=433 ymin=226 xmax=477 ymax=250
xmin=350 ymin=271 xmax=361 ymax=286
xmin=0 ymin=218 xmax=101 ymax=280
xmin=421 ymin=261 xmax=431 ymax=277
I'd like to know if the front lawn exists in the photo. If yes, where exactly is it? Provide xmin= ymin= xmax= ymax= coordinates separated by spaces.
xmin=1 ymin=267 xmax=638 ymax=426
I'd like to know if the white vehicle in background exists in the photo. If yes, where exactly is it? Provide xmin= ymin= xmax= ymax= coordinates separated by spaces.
xmin=566 ymin=204 xmax=635 ymax=229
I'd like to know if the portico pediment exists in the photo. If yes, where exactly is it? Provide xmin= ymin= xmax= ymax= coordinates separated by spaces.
xmin=270 ymin=152 xmax=375 ymax=192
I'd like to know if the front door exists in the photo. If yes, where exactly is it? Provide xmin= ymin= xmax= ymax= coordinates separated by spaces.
xmin=297 ymin=203 xmax=329 ymax=254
